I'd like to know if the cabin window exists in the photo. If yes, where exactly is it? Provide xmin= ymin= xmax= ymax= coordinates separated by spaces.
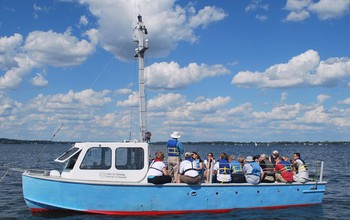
xmin=115 ymin=147 xmax=144 ymax=170
xmin=56 ymin=147 xmax=81 ymax=162
xmin=80 ymin=147 xmax=112 ymax=170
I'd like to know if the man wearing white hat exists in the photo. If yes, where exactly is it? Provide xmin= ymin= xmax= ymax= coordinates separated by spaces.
xmin=167 ymin=131 xmax=184 ymax=183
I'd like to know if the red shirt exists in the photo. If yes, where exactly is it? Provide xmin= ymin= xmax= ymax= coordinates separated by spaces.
xmin=275 ymin=163 xmax=293 ymax=182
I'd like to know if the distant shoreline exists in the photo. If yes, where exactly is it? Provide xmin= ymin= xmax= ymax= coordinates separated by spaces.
xmin=1 ymin=138 xmax=349 ymax=146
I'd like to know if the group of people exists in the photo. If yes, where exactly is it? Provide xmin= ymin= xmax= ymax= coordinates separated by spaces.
xmin=146 ymin=131 xmax=309 ymax=185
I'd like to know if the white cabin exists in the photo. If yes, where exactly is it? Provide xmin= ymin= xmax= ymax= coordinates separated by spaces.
xmin=52 ymin=142 xmax=149 ymax=183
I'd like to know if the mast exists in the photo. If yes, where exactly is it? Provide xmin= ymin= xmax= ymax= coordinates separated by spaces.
xmin=134 ymin=15 xmax=149 ymax=142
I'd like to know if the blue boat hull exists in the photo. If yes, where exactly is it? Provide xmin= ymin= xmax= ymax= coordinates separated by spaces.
xmin=22 ymin=174 xmax=326 ymax=215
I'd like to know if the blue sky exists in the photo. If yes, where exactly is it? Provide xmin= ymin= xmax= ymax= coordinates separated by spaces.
xmin=0 ymin=0 xmax=349 ymax=142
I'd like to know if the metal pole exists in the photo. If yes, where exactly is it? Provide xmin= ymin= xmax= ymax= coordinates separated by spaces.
xmin=320 ymin=161 xmax=324 ymax=182
xmin=134 ymin=15 xmax=149 ymax=142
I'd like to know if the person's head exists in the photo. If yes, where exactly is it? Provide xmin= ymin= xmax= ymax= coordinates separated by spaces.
xmin=273 ymin=150 xmax=279 ymax=158
xmin=170 ymin=131 xmax=181 ymax=139
xmin=293 ymin=152 xmax=301 ymax=160
xmin=275 ymin=156 xmax=283 ymax=163
xmin=253 ymin=155 xmax=260 ymax=162
xmin=245 ymin=156 xmax=254 ymax=163
xmin=185 ymin=152 xmax=192 ymax=159
xmin=207 ymin=152 xmax=214 ymax=159
xmin=155 ymin=151 xmax=165 ymax=160
xmin=229 ymin=155 xmax=235 ymax=162
xmin=259 ymin=154 xmax=267 ymax=162
xmin=237 ymin=156 xmax=245 ymax=163
xmin=220 ymin=152 xmax=228 ymax=160
xmin=192 ymin=152 xmax=199 ymax=159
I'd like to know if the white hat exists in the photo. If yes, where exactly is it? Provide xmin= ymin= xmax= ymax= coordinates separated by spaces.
xmin=170 ymin=131 xmax=181 ymax=139
xmin=273 ymin=150 xmax=279 ymax=155
xmin=245 ymin=156 xmax=254 ymax=162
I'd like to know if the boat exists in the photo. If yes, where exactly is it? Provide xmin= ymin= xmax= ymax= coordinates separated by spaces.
xmin=22 ymin=15 xmax=327 ymax=216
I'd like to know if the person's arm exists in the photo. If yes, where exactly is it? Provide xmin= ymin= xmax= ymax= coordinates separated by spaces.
xmin=177 ymin=142 xmax=184 ymax=154
xmin=162 ymin=167 xmax=170 ymax=176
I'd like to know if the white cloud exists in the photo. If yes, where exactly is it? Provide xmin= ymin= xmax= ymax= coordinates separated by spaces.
xmin=317 ymin=94 xmax=330 ymax=103
xmin=255 ymin=14 xmax=268 ymax=21
xmin=146 ymin=61 xmax=231 ymax=90
xmin=148 ymin=93 xmax=186 ymax=111
xmin=284 ymin=0 xmax=350 ymax=21
xmin=232 ymin=50 xmax=350 ymax=89
xmin=281 ymin=91 xmax=288 ymax=102
xmin=299 ymin=106 xmax=329 ymax=123
xmin=29 ymin=89 xmax=111 ymax=112
xmin=79 ymin=15 xmax=89 ymax=26
xmin=0 ymin=29 xmax=98 ymax=89
xmin=284 ymin=10 xmax=310 ymax=21
xmin=23 ymin=29 xmax=96 ymax=66
xmin=79 ymin=0 xmax=227 ymax=59
xmin=338 ymin=98 xmax=350 ymax=105
xmin=31 ymin=73 xmax=48 ymax=87
xmin=309 ymin=0 xmax=350 ymax=20
xmin=116 ymin=91 xmax=138 ymax=107
xmin=245 ymin=0 xmax=269 ymax=12
xmin=0 ymin=33 xmax=23 ymax=70
xmin=189 ymin=6 xmax=227 ymax=28
xmin=253 ymin=103 xmax=302 ymax=120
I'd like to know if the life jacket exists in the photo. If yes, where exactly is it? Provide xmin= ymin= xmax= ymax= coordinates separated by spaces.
xmin=279 ymin=161 xmax=292 ymax=173
xmin=296 ymin=158 xmax=308 ymax=173
xmin=218 ymin=159 xmax=231 ymax=175
xmin=247 ymin=162 xmax=261 ymax=176
xmin=167 ymin=139 xmax=179 ymax=156
xmin=231 ymin=160 xmax=243 ymax=173
xmin=183 ymin=158 xmax=197 ymax=174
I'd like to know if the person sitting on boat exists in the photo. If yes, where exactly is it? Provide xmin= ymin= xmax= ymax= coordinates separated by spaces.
xmin=192 ymin=152 xmax=203 ymax=178
xmin=213 ymin=153 xmax=232 ymax=183
xmin=259 ymin=154 xmax=275 ymax=183
xmin=203 ymin=152 xmax=216 ymax=182
xmin=177 ymin=152 xmax=200 ymax=184
xmin=274 ymin=156 xmax=293 ymax=183
xmin=167 ymin=131 xmax=184 ymax=183
xmin=229 ymin=155 xmax=246 ymax=183
xmin=243 ymin=156 xmax=264 ymax=184
xmin=269 ymin=150 xmax=279 ymax=167
xmin=147 ymin=151 xmax=172 ymax=184
xmin=292 ymin=152 xmax=309 ymax=183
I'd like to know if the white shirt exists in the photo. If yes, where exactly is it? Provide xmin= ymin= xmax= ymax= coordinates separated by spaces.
xmin=179 ymin=160 xmax=199 ymax=177
xmin=147 ymin=161 xmax=165 ymax=177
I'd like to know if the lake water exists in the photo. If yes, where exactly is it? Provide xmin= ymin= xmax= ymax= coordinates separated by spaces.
xmin=0 ymin=143 xmax=349 ymax=219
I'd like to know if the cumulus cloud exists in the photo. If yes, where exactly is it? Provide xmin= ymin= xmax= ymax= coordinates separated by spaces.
xmin=338 ymin=98 xmax=350 ymax=105
xmin=0 ymin=33 xmax=23 ymax=70
xmin=29 ymin=89 xmax=111 ymax=112
xmin=23 ymin=29 xmax=96 ymax=66
xmin=253 ymin=103 xmax=302 ymax=120
xmin=284 ymin=0 xmax=350 ymax=21
xmin=317 ymin=94 xmax=330 ymax=103
xmin=0 ymin=29 xmax=98 ymax=89
xmin=79 ymin=15 xmax=89 ymax=26
xmin=146 ymin=61 xmax=231 ymax=90
xmin=80 ymin=0 xmax=227 ymax=59
xmin=31 ymin=73 xmax=48 ymax=87
xmin=232 ymin=50 xmax=350 ymax=89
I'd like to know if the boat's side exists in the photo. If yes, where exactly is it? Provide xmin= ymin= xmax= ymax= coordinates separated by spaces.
xmin=22 ymin=173 xmax=326 ymax=215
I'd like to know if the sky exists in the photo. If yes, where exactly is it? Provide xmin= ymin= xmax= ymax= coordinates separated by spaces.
xmin=0 ymin=0 xmax=350 ymax=142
